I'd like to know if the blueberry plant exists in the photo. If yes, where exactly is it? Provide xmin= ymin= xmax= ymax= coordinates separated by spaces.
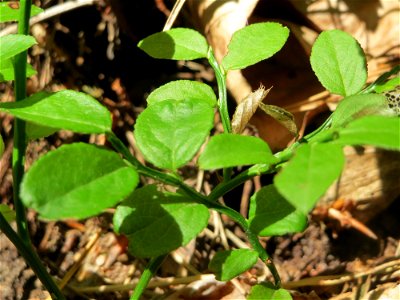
xmin=0 ymin=1 xmax=399 ymax=299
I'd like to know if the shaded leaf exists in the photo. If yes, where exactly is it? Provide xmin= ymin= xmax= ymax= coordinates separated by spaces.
xmin=0 ymin=2 xmax=42 ymax=22
xmin=331 ymin=94 xmax=391 ymax=128
xmin=248 ymin=282 xmax=292 ymax=300
xmin=198 ymin=134 xmax=277 ymax=170
xmin=147 ymin=80 xmax=217 ymax=107
xmin=0 ymin=34 xmax=36 ymax=61
xmin=259 ymin=103 xmax=298 ymax=136
xmin=231 ymin=85 xmax=271 ymax=134
xmin=249 ymin=185 xmax=307 ymax=236
xmin=138 ymin=28 xmax=208 ymax=60
xmin=275 ymin=143 xmax=345 ymax=214
xmin=21 ymin=143 xmax=139 ymax=220
xmin=335 ymin=116 xmax=400 ymax=150
xmin=208 ymin=249 xmax=258 ymax=281
xmin=0 ymin=204 xmax=16 ymax=223
xmin=222 ymin=22 xmax=289 ymax=71
xmin=114 ymin=185 xmax=209 ymax=258
xmin=134 ymin=98 xmax=214 ymax=170
xmin=310 ymin=30 xmax=367 ymax=96
xmin=0 ymin=90 xmax=112 ymax=134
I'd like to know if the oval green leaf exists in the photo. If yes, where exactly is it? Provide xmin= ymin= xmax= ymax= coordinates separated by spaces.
xmin=248 ymin=282 xmax=292 ymax=300
xmin=113 ymin=185 xmax=209 ymax=258
xmin=310 ymin=30 xmax=367 ymax=96
xmin=331 ymin=94 xmax=389 ymax=128
xmin=248 ymin=185 xmax=307 ymax=236
xmin=208 ymin=249 xmax=258 ymax=281
xmin=134 ymin=98 xmax=214 ymax=170
xmin=0 ymin=3 xmax=42 ymax=22
xmin=0 ymin=59 xmax=36 ymax=82
xmin=198 ymin=134 xmax=277 ymax=170
xmin=222 ymin=22 xmax=289 ymax=71
xmin=147 ymin=80 xmax=217 ymax=107
xmin=0 ymin=34 xmax=36 ymax=62
xmin=336 ymin=116 xmax=400 ymax=150
xmin=25 ymin=122 xmax=58 ymax=140
xmin=138 ymin=28 xmax=208 ymax=60
xmin=274 ymin=143 xmax=345 ymax=214
xmin=21 ymin=143 xmax=139 ymax=220
xmin=0 ymin=90 xmax=112 ymax=134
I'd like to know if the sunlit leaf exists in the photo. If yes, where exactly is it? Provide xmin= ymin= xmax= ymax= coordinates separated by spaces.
xmin=0 ymin=2 xmax=42 ymax=22
xmin=0 ymin=34 xmax=36 ymax=62
xmin=248 ymin=282 xmax=292 ymax=300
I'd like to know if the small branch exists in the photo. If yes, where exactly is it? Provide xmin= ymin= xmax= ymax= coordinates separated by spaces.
xmin=0 ymin=0 xmax=99 ymax=37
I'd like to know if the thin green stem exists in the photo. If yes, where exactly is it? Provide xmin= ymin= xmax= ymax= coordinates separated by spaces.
xmin=130 ymin=255 xmax=167 ymax=300
xmin=13 ymin=0 xmax=30 ymax=243
xmin=0 ymin=213 xmax=65 ymax=300
xmin=207 ymin=47 xmax=231 ymax=133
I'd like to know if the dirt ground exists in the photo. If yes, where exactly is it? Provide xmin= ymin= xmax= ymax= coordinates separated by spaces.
xmin=1 ymin=1 xmax=399 ymax=299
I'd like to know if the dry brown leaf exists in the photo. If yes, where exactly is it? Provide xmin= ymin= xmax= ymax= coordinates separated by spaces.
xmin=258 ymin=103 xmax=298 ymax=137
xmin=231 ymin=85 xmax=271 ymax=134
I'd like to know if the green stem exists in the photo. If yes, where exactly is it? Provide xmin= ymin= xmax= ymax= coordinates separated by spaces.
xmin=130 ymin=255 xmax=167 ymax=300
xmin=13 ymin=0 xmax=30 ymax=243
xmin=0 ymin=213 xmax=65 ymax=300
xmin=107 ymin=133 xmax=282 ymax=287
xmin=207 ymin=47 xmax=231 ymax=133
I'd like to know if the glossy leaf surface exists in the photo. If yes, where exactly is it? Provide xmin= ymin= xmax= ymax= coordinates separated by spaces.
xmin=147 ymin=80 xmax=217 ymax=107
xmin=21 ymin=143 xmax=139 ymax=220
xmin=199 ymin=134 xmax=277 ymax=169
xmin=209 ymin=249 xmax=258 ymax=281
xmin=249 ymin=185 xmax=307 ymax=236
xmin=310 ymin=30 xmax=367 ymax=96
xmin=0 ymin=90 xmax=112 ymax=134
xmin=275 ymin=143 xmax=345 ymax=214
xmin=135 ymin=99 xmax=214 ymax=170
xmin=222 ymin=22 xmax=289 ymax=71
xmin=114 ymin=185 xmax=209 ymax=258
xmin=0 ymin=34 xmax=36 ymax=61
xmin=0 ymin=3 xmax=42 ymax=22
xmin=248 ymin=282 xmax=292 ymax=300
xmin=138 ymin=28 xmax=208 ymax=60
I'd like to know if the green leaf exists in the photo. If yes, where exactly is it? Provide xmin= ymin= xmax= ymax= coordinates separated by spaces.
xmin=0 ymin=34 xmax=36 ymax=62
xmin=0 ymin=204 xmax=16 ymax=223
xmin=208 ymin=249 xmax=258 ymax=281
xmin=310 ymin=30 xmax=367 ymax=96
xmin=25 ymin=122 xmax=58 ymax=140
xmin=274 ymin=143 xmax=345 ymax=214
xmin=0 ymin=3 xmax=42 ymax=22
xmin=20 ymin=143 xmax=139 ymax=220
xmin=138 ymin=28 xmax=208 ymax=60
xmin=0 ymin=58 xmax=36 ymax=82
xmin=0 ymin=204 xmax=15 ymax=223
xmin=113 ymin=185 xmax=209 ymax=258
xmin=331 ymin=94 xmax=389 ymax=128
xmin=147 ymin=80 xmax=217 ymax=107
xmin=335 ymin=116 xmax=400 ymax=150
xmin=198 ymin=134 xmax=277 ymax=170
xmin=222 ymin=22 xmax=289 ymax=71
xmin=248 ymin=282 xmax=292 ymax=300
xmin=0 ymin=90 xmax=112 ymax=134
xmin=134 ymin=99 xmax=214 ymax=170
xmin=374 ymin=76 xmax=399 ymax=93
xmin=0 ymin=134 xmax=4 ymax=157
xmin=248 ymin=185 xmax=307 ymax=236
